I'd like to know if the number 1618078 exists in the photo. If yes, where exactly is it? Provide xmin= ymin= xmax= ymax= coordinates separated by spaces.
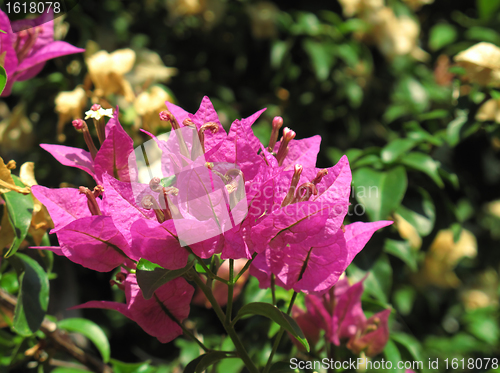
xmin=5 ymin=2 xmax=61 ymax=14
xmin=444 ymin=358 xmax=498 ymax=370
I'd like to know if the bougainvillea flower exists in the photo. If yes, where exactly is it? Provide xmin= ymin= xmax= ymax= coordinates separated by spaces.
xmin=40 ymin=110 xmax=134 ymax=184
xmin=347 ymin=308 xmax=391 ymax=357
xmin=56 ymin=215 xmax=132 ymax=272
xmin=251 ymin=219 xmax=392 ymax=294
xmin=32 ymin=182 xmax=136 ymax=272
xmin=0 ymin=9 xmax=84 ymax=96
xmin=73 ymin=274 xmax=194 ymax=343
xmin=293 ymin=277 xmax=391 ymax=357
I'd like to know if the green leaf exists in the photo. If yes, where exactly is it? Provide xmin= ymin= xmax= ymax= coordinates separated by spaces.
xmin=477 ymin=0 xmax=500 ymax=20
xmin=57 ymin=318 xmax=110 ymax=363
xmin=160 ymin=175 xmax=176 ymax=188
xmin=384 ymin=339 xmax=404 ymax=373
xmin=400 ymin=152 xmax=444 ymax=188
xmin=111 ymin=359 xmax=154 ymax=373
xmin=194 ymin=351 xmax=235 ymax=373
xmin=396 ymin=187 xmax=435 ymax=237
xmin=0 ymin=66 xmax=7 ymax=95
xmin=352 ymin=166 xmax=408 ymax=221
xmin=271 ymin=40 xmax=290 ymax=69
xmin=429 ymin=24 xmax=457 ymax=51
xmin=51 ymin=368 xmax=92 ymax=373
xmin=3 ymin=176 xmax=34 ymax=258
xmin=302 ymin=39 xmax=335 ymax=81
xmin=447 ymin=110 xmax=468 ymax=147
xmin=392 ymin=286 xmax=416 ymax=316
xmin=348 ymin=254 xmax=392 ymax=304
xmin=381 ymin=138 xmax=417 ymax=164
xmin=466 ymin=27 xmax=500 ymax=45
xmin=136 ymin=258 xmax=195 ymax=300
xmin=384 ymin=239 xmax=417 ymax=272
xmin=391 ymin=333 xmax=427 ymax=371
xmin=352 ymin=154 xmax=383 ymax=169
xmin=184 ymin=355 xmax=205 ymax=373
xmin=234 ymin=302 xmax=309 ymax=351
xmin=8 ymin=253 xmax=49 ymax=336
xmin=269 ymin=362 xmax=298 ymax=372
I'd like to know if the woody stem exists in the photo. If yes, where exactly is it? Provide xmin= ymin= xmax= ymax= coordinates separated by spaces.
xmin=190 ymin=269 xmax=260 ymax=373
xmin=263 ymin=291 xmax=298 ymax=373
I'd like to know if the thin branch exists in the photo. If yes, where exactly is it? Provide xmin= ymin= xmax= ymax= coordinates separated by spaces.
xmin=0 ymin=288 xmax=112 ymax=373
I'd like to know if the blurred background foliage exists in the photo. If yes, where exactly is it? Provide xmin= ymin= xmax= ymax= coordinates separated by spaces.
xmin=1 ymin=0 xmax=500 ymax=371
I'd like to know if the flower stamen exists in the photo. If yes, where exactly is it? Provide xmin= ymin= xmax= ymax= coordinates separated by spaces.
xmin=73 ymin=119 xmax=98 ymax=160
xmin=141 ymin=195 xmax=165 ymax=223
xmin=79 ymin=186 xmax=102 ymax=216
xmin=276 ymin=127 xmax=296 ymax=166
xmin=282 ymin=164 xmax=303 ymax=207
xmin=198 ymin=122 xmax=219 ymax=153
xmin=268 ymin=116 xmax=283 ymax=152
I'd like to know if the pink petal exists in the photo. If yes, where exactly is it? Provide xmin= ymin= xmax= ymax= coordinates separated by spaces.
xmin=40 ymin=144 xmax=95 ymax=180
xmin=104 ymin=106 xmax=120 ymax=137
xmin=252 ymin=200 xmax=347 ymax=252
xmin=190 ymin=96 xmax=227 ymax=154
xmin=16 ymin=41 xmax=84 ymax=72
xmin=70 ymin=300 xmax=133 ymax=319
xmin=304 ymin=155 xmax=352 ymax=204
xmin=207 ymin=110 xmax=266 ymax=181
xmin=274 ymin=136 xmax=322 ymax=171
xmin=0 ymin=10 xmax=18 ymax=78
xmin=347 ymin=308 xmax=391 ymax=357
xmin=271 ymin=228 xmax=347 ymax=294
xmin=131 ymin=219 xmax=189 ymax=270
xmin=57 ymin=216 xmax=131 ymax=272
xmin=94 ymin=118 xmax=134 ymax=182
xmin=333 ymin=279 xmax=366 ymax=345
xmin=29 ymin=246 xmax=64 ymax=256
xmin=125 ymin=275 xmax=194 ymax=343
xmin=31 ymin=185 xmax=92 ymax=232
xmin=343 ymin=220 xmax=393 ymax=267
xmin=165 ymin=101 xmax=190 ymax=125
xmin=101 ymin=173 xmax=155 ymax=249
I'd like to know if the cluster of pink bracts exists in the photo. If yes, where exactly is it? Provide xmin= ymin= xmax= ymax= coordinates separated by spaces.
xmin=32 ymin=97 xmax=392 ymax=347
xmin=0 ymin=10 xmax=84 ymax=96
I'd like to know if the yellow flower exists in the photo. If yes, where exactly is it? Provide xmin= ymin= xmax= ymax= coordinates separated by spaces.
xmin=475 ymin=98 xmax=500 ymax=123
xmin=19 ymin=162 xmax=54 ymax=246
xmin=54 ymin=86 xmax=87 ymax=142
xmin=86 ymin=48 xmax=136 ymax=101
xmin=416 ymin=229 xmax=477 ymax=288
xmin=454 ymin=42 xmax=500 ymax=87
xmin=394 ymin=213 xmax=422 ymax=249
xmin=134 ymin=86 xmax=173 ymax=133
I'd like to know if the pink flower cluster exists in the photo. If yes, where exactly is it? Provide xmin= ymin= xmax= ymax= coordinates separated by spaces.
xmin=32 ymin=97 xmax=392 ymax=344
xmin=293 ymin=277 xmax=391 ymax=357
xmin=0 ymin=10 xmax=84 ymax=96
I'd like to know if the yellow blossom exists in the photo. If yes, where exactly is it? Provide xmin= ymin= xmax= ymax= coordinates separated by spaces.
xmin=54 ymin=86 xmax=87 ymax=142
xmin=454 ymin=42 xmax=500 ymax=87
xmin=134 ymin=86 xmax=173 ymax=133
xmin=416 ymin=229 xmax=477 ymax=288
xmin=86 ymin=49 xmax=136 ymax=101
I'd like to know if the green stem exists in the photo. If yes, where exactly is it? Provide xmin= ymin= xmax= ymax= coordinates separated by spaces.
xmin=234 ymin=253 xmax=257 ymax=282
xmin=270 ymin=275 xmax=276 ymax=306
xmin=189 ymin=269 xmax=260 ymax=373
xmin=263 ymin=292 xmax=298 ymax=373
xmin=225 ymin=259 xmax=234 ymax=324
xmin=185 ymin=247 xmax=229 ymax=284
